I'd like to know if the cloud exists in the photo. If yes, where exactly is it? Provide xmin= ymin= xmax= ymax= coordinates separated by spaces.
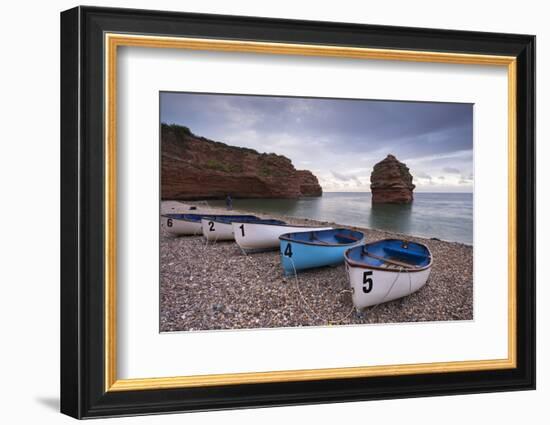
xmin=438 ymin=176 xmax=445 ymax=180
xmin=406 ymin=150 xmax=471 ymax=164
xmin=160 ymin=92 xmax=473 ymax=192
xmin=458 ymin=175 xmax=473 ymax=185
xmin=331 ymin=170 xmax=361 ymax=183
xmin=415 ymin=171 xmax=432 ymax=180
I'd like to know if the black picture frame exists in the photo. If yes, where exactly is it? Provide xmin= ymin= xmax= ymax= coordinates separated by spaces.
xmin=60 ymin=5 xmax=535 ymax=419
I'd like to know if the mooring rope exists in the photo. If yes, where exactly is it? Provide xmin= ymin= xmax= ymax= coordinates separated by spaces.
xmin=288 ymin=256 xmax=356 ymax=325
xmin=237 ymin=244 xmax=276 ymax=327
xmin=171 ymin=200 xmax=368 ymax=328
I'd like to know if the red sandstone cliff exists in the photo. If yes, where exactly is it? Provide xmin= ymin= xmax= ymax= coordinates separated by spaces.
xmin=161 ymin=124 xmax=322 ymax=200
xmin=370 ymin=154 xmax=415 ymax=204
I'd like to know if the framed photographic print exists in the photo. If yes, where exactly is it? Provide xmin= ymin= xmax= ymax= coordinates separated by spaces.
xmin=60 ymin=6 xmax=535 ymax=419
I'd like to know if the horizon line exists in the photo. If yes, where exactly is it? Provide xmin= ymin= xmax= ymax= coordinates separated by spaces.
xmin=322 ymin=190 xmax=473 ymax=194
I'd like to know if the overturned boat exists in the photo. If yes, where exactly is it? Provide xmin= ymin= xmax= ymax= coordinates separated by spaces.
xmin=201 ymin=215 xmax=265 ymax=241
xmin=279 ymin=228 xmax=364 ymax=276
xmin=233 ymin=220 xmax=333 ymax=252
xmin=345 ymin=239 xmax=433 ymax=310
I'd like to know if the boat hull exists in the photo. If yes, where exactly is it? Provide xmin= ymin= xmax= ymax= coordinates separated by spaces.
xmin=279 ymin=229 xmax=364 ymax=275
xmin=346 ymin=263 xmax=432 ymax=309
xmin=161 ymin=216 xmax=202 ymax=236
xmin=280 ymin=239 xmax=364 ymax=276
xmin=233 ymin=222 xmax=332 ymax=251
xmin=344 ymin=239 xmax=432 ymax=310
xmin=201 ymin=218 xmax=234 ymax=241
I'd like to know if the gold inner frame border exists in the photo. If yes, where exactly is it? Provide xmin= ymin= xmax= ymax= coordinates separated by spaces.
xmin=104 ymin=33 xmax=517 ymax=392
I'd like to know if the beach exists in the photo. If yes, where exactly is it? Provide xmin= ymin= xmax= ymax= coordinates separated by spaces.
xmin=160 ymin=200 xmax=473 ymax=332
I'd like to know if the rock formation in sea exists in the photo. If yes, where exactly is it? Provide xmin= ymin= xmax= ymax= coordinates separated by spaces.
xmin=161 ymin=123 xmax=323 ymax=200
xmin=370 ymin=154 xmax=415 ymax=204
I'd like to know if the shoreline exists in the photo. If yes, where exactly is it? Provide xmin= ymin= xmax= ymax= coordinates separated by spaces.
xmin=160 ymin=200 xmax=473 ymax=332
xmin=163 ymin=199 xmax=472 ymax=247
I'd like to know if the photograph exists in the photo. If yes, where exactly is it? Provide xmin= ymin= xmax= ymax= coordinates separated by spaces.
xmin=57 ymin=4 xmax=536 ymax=419
xmin=159 ymin=92 xmax=474 ymax=332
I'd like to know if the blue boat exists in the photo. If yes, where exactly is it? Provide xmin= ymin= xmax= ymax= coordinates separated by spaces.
xmin=279 ymin=228 xmax=365 ymax=276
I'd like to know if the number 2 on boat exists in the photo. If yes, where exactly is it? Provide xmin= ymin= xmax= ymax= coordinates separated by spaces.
xmin=362 ymin=271 xmax=373 ymax=293
xmin=208 ymin=221 xmax=215 ymax=231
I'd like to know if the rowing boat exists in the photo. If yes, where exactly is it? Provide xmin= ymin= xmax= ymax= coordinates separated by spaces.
xmin=279 ymin=228 xmax=364 ymax=276
xmin=161 ymin=214 xmax=205 ymax=235
xmin=344 ymin=239 xmax=433 ymax=310
xmin=161 ymin=213 xmax=254 ymax=236
xmin=200 ymin=215 xmax=264 ymax=241
xmin=232 ymin=221 xmax=333 ymax=252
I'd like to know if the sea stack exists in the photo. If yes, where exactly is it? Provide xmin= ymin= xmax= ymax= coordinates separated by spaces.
xmin=370 ymin=154 xmax=415 ymax=204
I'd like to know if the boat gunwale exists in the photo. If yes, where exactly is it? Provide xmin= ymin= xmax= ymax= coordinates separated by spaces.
xmin=161 ymin=214 xmax=204 ymax=223
xmin=204 ymin=216 xmax=279 ymax=225
xmin=162 ymin=214 xmax=252 ymax=223
xmin=279 ymin=228 xmax=365 ymax=248
xmin=344 ymin=238 xmax=433 ymax=273
xmin=230 ymin=221 xmax=332 ymax=229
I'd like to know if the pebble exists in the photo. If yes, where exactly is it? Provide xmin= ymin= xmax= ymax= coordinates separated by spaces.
xmin=159 ymin=201 xmax=473 ymax=332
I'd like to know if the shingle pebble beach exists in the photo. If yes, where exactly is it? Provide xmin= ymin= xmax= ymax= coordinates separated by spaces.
xmin=160 ymin=201 xmax=473 ymax=332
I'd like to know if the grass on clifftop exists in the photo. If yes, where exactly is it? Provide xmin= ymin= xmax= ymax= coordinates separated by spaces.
xmin=162 ymin=123 xmax=192 ymax=139
xmin=161 ymin=123 xmax=293 ymax=175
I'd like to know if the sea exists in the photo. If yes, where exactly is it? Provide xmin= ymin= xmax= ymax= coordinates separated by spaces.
xmin=208 ymin=192 xmax=473 ymax=245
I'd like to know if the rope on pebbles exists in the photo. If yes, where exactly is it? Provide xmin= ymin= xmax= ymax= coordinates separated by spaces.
xmin=287 ymin=256 xmax=356 ymax=325
xmin=199 ymin=199 xmax=356 ymax=326
xmin=236 ymin=245 xmax=277 ymax=327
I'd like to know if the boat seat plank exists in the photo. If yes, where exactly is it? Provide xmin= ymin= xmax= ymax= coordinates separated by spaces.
xmin=334 ymin=233 xmax=361 ymax=241
xmin=364 ymin=251 xmax=419 ymax=269
xmin=383 ymin=246 xmax=427 ymax=260
xmin=308 ymin=232 xmax=330 ymax=244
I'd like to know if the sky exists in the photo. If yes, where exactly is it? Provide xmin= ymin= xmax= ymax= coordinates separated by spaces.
xmin=160 ymin=92 xmax=473 ymax=193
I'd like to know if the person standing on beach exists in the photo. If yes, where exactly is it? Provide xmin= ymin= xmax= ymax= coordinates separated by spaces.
xmin=225 ymin=194 xmax=233 ymax=210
